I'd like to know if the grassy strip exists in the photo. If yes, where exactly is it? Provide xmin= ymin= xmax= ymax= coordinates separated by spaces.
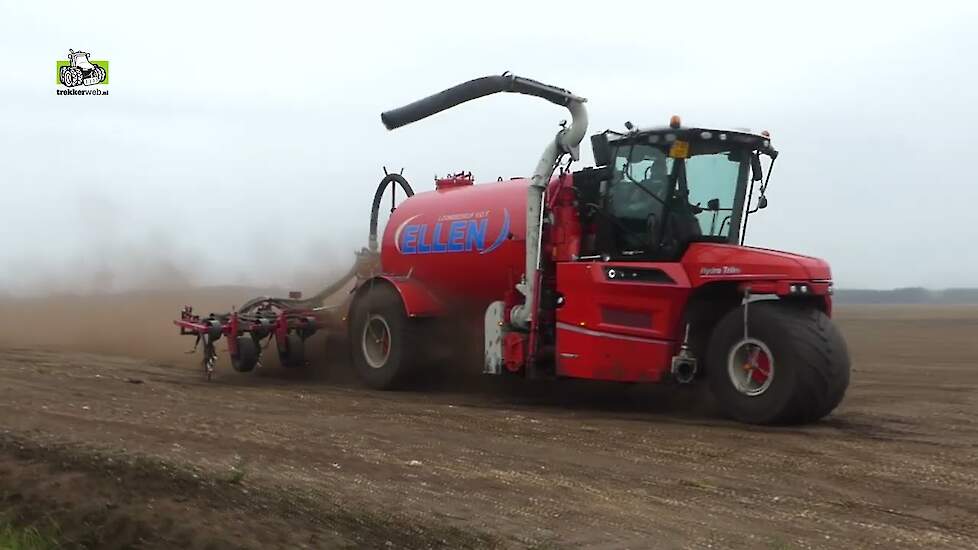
xmin=0 ymin=519 xmax=60 ymax=550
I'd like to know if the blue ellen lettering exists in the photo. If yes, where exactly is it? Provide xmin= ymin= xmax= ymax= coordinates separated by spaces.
xmin=447 ymin=220 xmax=466 ymax=252
xmin=401 ymin=225 xmax=419 ymax=254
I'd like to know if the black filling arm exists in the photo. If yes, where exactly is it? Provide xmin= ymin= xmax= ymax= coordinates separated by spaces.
xmin=381 ymin=73 xmax=581 ymax=130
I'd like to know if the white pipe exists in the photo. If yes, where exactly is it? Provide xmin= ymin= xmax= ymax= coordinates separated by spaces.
xmin=510 ymin=100 xmax=588 ymax=328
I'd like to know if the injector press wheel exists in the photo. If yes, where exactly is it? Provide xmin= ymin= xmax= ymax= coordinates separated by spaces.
xmin=231 ymin=335 xmax=259 ymax=373
xmin=707 ymin=301 xmax=850 ymax=425
xmin=350 ymin=284 xmax=417 ymax=389
xmin=278 ymin=332 xmax=306 ymax=368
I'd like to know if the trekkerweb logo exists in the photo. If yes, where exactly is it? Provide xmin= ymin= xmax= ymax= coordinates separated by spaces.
xmin=56 ymin=49 xmax=109 ymax=96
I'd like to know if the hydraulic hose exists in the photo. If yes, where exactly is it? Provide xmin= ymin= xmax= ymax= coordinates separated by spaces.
xmin=381 ymin=73 xmax=581 ymax=130
xmin=369 ymin=173 xmax=414 ymax=252
xmin=238 ymin=256 xmax=367 ymax=314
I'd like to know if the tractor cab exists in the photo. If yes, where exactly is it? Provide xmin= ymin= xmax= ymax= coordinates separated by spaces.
xmin=579 ymin=118 xmax=777 ymax=261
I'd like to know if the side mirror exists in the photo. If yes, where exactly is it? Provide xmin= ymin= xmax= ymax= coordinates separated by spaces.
xmin=591 ymin=133 xmax=611 ymax=166
xmin=750 ymin=153 xmax=764 ymax=182
xmin=707 ymin=198 xmax=720 ymax=211
xmin=757 ymin=195 xmax=768 ymax=209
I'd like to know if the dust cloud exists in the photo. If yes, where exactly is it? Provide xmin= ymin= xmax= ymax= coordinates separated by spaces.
xmin=0 ymin=193 xmax=365 ymax=365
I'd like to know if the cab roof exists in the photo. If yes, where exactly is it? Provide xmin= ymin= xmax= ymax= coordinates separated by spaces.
xmin=603 ymin=126 xmax=776 ymax=156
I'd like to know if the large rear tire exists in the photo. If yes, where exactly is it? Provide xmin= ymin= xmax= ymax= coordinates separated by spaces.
xmin=60 ymin=66 xmax=83 ymax=87
xmin=706 ymin=301 xmax=850 ymax=425
xmin=349 ymin=284 xmax=417 ymax=389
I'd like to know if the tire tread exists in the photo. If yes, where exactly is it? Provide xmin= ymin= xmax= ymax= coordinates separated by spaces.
xmin=707 ymin=301 xmax=850 ymax=425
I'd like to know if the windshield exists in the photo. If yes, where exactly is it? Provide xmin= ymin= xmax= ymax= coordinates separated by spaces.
xmin=605 ymin=142 xmax=747 ymax=256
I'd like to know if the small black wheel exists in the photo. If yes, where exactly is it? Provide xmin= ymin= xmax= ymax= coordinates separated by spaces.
xmin=92 ymin=64 xmax=106 ymax=84
xmin=349 ymin=284 xmax=417 ymax=389
xmin=707 ymin=301 xmax=850 ymax=425
xmin=278 ymin=332 xmax=306 ymax=368
xmin=231 ymin=335 xmax=259 ymax=373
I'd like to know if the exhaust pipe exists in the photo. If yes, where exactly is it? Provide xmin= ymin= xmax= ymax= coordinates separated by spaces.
xmin=670 ymin=324 xmax=698 ymax=384
xmin=671 ymin=358 xmax=698 ymax=384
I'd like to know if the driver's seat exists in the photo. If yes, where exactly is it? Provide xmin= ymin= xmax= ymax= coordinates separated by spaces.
xmin=656 ymin=194 xmax=702 ymax=259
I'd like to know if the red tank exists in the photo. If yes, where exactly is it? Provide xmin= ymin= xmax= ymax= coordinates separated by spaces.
xmin=381 ymin=178 xmax=529 ymax=308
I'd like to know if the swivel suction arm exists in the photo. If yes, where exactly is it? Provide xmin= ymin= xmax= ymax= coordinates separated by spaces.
xmin=381 ymin=73 xmax=589 ymax=329
xmin=381 ymin=74 xmax=582 ymax=130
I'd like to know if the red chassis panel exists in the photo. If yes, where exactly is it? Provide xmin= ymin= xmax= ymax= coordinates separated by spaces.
xmin=554 ymin=262 xmax=691 ymax=382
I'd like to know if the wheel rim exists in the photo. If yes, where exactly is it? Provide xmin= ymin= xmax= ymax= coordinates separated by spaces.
xmin=362 ymin=314 xmax=392 ymax=369
xmin=726 ymin=338 xmax=775 ymax=397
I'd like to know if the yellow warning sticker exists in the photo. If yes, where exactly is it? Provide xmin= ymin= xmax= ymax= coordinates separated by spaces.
xmin=669 ymin=140 xmax=690 ymax=159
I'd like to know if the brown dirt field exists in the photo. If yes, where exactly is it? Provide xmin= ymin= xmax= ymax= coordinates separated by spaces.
xmin=0 ymin=296 xmax=976 ymax=549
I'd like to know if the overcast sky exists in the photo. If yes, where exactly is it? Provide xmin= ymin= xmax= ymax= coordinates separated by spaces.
xmin=1 ymin=1 xmax=976 ymax=295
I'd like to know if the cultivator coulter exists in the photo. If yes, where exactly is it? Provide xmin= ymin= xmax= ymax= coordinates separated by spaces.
xmin=175 ymin=247 xmax=381 ymax=380
xmin=176 ymin=298 xmax=323 ymax=381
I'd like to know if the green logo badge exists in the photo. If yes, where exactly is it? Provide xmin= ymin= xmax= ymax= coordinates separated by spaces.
xmin=56 ymin=50 xmax=109 ymax=89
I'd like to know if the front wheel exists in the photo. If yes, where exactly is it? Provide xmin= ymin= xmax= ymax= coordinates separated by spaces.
xmin=349 ymin=284 xmax=417 ymax=389
xmin=706 ymin=301 xmax=850 ymax=425
xmin=92 ymin=64 xmax=106 ymax=84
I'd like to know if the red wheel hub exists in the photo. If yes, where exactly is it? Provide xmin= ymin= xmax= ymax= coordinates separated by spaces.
xmin=727 ymin=338 xmax=776 ymax=397
xmin=748 ymin=348 xmax=772 ymax=384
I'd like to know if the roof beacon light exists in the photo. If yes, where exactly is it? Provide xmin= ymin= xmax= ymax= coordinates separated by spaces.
xmin=669 ymin=115 xmax=682 ymax=129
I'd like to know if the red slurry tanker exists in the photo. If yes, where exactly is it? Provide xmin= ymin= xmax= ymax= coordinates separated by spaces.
xmin=177 ymin=74 xmax=850 ymax=425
